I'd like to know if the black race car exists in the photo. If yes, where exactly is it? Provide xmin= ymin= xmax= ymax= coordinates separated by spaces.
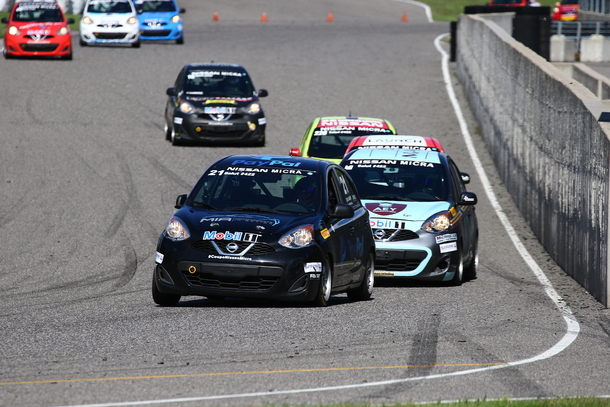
xmin=164 ymin=63 xmax=268 ymax=146
xmin=153 ymin=155 xmax=375 ymax=306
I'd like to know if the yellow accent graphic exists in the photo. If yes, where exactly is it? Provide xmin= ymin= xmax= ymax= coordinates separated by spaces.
xmin=188 ymin=265 xmax=197 ymax=274
xmin=205 ymin=99 xmax=236 ymax=104
xmin=321 ymin=228 xmax=330 ymax=239
xmin=450 ymin=206 xmax=457 ymax=217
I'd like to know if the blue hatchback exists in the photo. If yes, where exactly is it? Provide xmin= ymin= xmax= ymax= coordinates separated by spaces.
xmin=135 ymin=0 xmax=185 ymax=44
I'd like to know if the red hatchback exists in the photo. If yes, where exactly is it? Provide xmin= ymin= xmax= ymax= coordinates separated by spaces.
xmin=552 ymin=0 xmax=580 ymax=21
xmin=2 ymin=1 xmax=74 ymax=60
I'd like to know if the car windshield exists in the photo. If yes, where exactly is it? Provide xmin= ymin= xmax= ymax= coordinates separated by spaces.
xmin=87 ymin=0 xmax=133 ymax=13
xmin=189 ymin=167 xmax=321 ymax=214
xmin=306 ymin=119 xmax=394 ymax=159
xmin=343 ymin=160 xmax=449 ymax=202
xmin=183 ymin=70 xmax=255 ymax=97
xmin=13 ymin=4 xmax=63 ymax=22
xmin=135 ymin=0 xmax=177 ymax=13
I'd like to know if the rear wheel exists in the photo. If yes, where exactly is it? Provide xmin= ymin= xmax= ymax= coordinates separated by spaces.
xmin=347 ymin=251 xmax=374 ymax=301
xmin=152 ymin=275 xmax=180 ymax=306
xmin=312 ymin=257 xmax=332 ymax=307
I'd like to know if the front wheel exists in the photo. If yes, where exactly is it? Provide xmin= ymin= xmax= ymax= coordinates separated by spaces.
xmin=152 ymin=275 xmax=180 ymax=306
xmin=464 ymin=239 xmax=478 ymax=281
xmin=347 ymin=251 xmax=374 ymax=301
xmin=449 ymin=251 xmax=464 ymax=286
xmin=311 ymin=257 xmax=332 ymax=307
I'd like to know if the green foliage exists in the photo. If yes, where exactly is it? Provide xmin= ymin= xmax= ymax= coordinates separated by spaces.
xmin=419 ymin=0 xmax=559 ymax=21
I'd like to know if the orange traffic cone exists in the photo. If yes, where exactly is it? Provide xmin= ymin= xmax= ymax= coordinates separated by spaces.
xmin=401 ymin=11 xmax=408 ymax=22
xmin=213 ymin=10 xmax=219 ymax=22
xmin=327 ymin=11 xmax=334 ymax=22
xmin=261 ymin=11 xmax=267 ymax=22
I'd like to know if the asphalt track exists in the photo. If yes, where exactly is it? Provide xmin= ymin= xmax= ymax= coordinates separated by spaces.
xmin=1 ymin=1 xmax=610 ymax=406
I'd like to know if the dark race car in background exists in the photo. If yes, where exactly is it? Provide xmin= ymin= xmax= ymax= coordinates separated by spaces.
xmin=341 ymin=148 xmax=479 ymax=286
xmin=165 ymin=63 xmax=268 ymax=146
xmin=2 ymin=1 xmax=74 ymax=60
xmin=153 ymin=155 xmax=375 ymax=306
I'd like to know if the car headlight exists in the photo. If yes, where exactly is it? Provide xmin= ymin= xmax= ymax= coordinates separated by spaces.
xmin=82 ymin=16 xmax=93 ymax=24
xmin=171 ymin=15 xmax=181 ymax=23
xmin=244 ymin=102 xmax=261 ymax=115
xmin=421 ymin=211 xmax=451 ymax=233
xmin=279 ymin=225 xmax=314 ymax=249
xmin=179 ymin=100 xmax=196 ymax=114
xmin=166 ymin=216 xmax=190 ymax=241
xmin=57 ymin=26 xmax=69 ymax=36
xmin=127 ymin=17 xmax=138 ymax=25
xmin=7 ymin=26 xmax=20 ymax=36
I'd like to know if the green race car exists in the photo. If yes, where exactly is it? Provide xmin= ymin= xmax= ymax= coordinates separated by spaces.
xmin=289 ymin=116 xmax=396 ymax=164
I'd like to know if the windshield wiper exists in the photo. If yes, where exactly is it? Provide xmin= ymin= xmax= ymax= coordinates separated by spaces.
xmin=191 ymin=202 xmax=217 ymax=210
xmin=361 ymin=195 xmax=412 ymax=201
xmin=223 ymin=207 xmax=282 ymax=214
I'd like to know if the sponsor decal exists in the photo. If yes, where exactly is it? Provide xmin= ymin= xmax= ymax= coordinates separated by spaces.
xmin=258 ymin=118 xmax=267 ymax=125
xmin=203 ymin=231 xmax=261 ymax=242
xmin=439 ymin=242 xmax=458 ymax=253
xmin=435 ymin=233 xmax=458 ymax=244
xmin=187 ymin=70 xmax=244 ymax=79
xmin=320 ymin=228 xmax=330 ymax=239
xmin=205 ymin=99 xmax=236 ymax=104
xmin=450 ymin=207 xmax=457 ymax=217
xmin=155 ymin=251 xmax=164 ymax=264
xmin=374 ymin=271 xmax=395 ymax=277
xmin=173 ymin=117 xmax=183 ymax=124
xmin=229 ymin=159 xmax=302 ymax=167
xmin=208 ymin=254 xmax=252 ymax=261
xmin=200 ymin=215 xmax=280 ymax=226
xmin=319 ymin=119 xmax=389 ymax=128
xmin=370 ymin=219 xmax=408 ymax=229
xmin=304 ymin=262 xmax=321 ymax=273
xmin=365 ymin=202 xmax=407 ymax=216
xmin=204 ymin=106 xmax=237 ymax=114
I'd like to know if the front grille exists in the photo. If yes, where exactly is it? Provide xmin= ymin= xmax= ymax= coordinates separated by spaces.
xmin=373 ymin=228 xmax=418 ymax=242
xmin=375 ymin=258 xmax=424 ymax=272
xmin=182 ymin=272 xmax=278 ymax=291
xmin=24 ymin=35 xmax=53 ymax=40
xmin=94 ymin=32 xmax=128 ymax=40
xmin=191 ymin=240 xmax=275 ymax=256
xmin=141 ymin=29 xmax=171 ymax=36
xmin=21 ymin=43 xmax=58 ymax=51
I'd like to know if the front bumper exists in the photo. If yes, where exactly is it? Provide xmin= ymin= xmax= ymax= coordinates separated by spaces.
xmin=139 ymin=23 xmax=183 ymax=41
xmin=172 ymin=111 xmax=266 ymax=145
xmin=373 ymin=232 xmax=459 ymax=282
xmin=154 ymin=239 xmax=323 ymax=302
xmin=80 ymin=25 xmax=140 ymax=45
xmin=4 ymin=36 xmax=72 ymax=57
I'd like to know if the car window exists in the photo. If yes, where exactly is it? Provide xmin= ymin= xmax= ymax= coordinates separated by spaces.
xmin=331 ymin=168 xmax=361 ymax=208
xmin=448 ymin=158 xmax=466 ymax=196
xmin=305 ymin=119 xmax=394 ymax=159
xmin=188 ymin=166 xmax=321 ymax=214
xmin=14 ymin=4 xmax=63 ymax=22
xmin=135 ymin=0 xmax=177 ymax=13
xmin=343 ymin=159 xmax=449 ymax=202
xmin=183 ymin=70 xmax=254 ymax=97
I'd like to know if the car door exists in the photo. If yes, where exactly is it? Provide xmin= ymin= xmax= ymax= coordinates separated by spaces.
xmin=327 ymin=167 xmax=369 ymax=287
xmin=448 ymin=158 xmax=476 ymax=256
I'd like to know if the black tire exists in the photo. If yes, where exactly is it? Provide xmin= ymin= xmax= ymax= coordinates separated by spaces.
xmin=252 ymin=134 xmax=265 ymax=147
xmin=62 ymin=52 xmax=73 ymax=61
xmin=312 ymin=257 xmax=332 ymax=307
xmin=152 ymin=275 xmax=180 ymax=306
xmin=170 ymin=127 xmax=181 ymax=146
xmin=132 ymin=39 xmax=141 ymax=48
xmin=164 ymin=122 xmax=172 ymax=141
xmin=347 ymin=251 xmax=374 ymax=301
xmin=449 ymin=251 xmax=464 ymax=286
xmin=464 ymin=239 xmax=478 ymax=281
xmin=176 ymin=36 xmax=184 ymax=44
xmin=79 ymin=38 xmax=87 ymax=47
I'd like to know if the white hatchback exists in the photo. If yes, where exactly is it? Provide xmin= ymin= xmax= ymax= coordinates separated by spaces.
xmin=80 ymin=0 xmax=140 ymax=47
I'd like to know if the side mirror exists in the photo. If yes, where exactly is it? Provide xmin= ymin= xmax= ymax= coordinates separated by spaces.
xmin=175 ymin=194 xmax=187 ymax=209
xmin=459 ymin=192 xmax=477 ymax=206
xmin=166 ymin=87 xmax=177 ymax=96
xmin=329 ymin=204 xmax=354 ymax=219
xmin=460 ymin=172 xmax=470 ymax=184
xmin=67 ymin=18 xmax=75 ymax=24
xmin=180 ymin=8 xmax=186 ymax=13
xmin=1 ymin=17 xmax=8 ymax=24
xmin=289 ymin=148 xmax=301 ymax=157
xmin=258 ymin=89 xmax=268 ymax=97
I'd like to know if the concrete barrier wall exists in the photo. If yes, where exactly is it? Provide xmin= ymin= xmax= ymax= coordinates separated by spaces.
xmin=456 ymin=13 xmax=610 ymax=306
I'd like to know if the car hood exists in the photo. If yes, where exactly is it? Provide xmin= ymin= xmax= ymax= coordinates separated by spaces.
xmin=175 ymin=208 xmax=314 ymax=239
xmin=139 ymin=11 xmax=178 ymax=21
xmin=183 ymin=95 xmax=256 ymax=107
xmin=362 ymin=199 xmax=450 ymax=222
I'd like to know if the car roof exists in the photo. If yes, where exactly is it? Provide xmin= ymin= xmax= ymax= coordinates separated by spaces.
xmin=213 ymin=155 xmax=332 ymax=172
xmin=184 ymin=63 xmax=247 ymax=72
xmin=343 ymin=148 xmax=443 ymax=165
